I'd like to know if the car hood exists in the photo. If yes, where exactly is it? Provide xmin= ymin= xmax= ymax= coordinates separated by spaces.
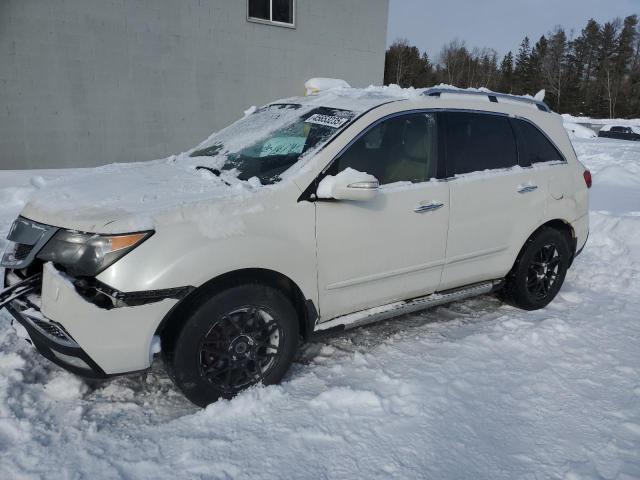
xmin=21 ymin=157 xmax=267 ymax=235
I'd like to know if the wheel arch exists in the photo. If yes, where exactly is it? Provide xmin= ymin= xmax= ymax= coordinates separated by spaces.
xmin=512 ymin=219 xmax=577 ymax=275
xmin=539 ymin=219 xmax=576 ymax=260
xmin=156 ymin=268 xmax=318 ymax=356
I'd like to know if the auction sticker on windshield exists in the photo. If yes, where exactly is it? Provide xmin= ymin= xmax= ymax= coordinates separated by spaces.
xmin=305 ymin=114 xmax=351 ymax=129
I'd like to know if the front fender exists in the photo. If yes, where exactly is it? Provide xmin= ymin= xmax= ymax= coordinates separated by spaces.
xmin=96 ymin=199 xmax=318 ymax=309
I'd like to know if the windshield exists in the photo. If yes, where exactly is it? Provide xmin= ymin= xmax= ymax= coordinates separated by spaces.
xmin=189 ymin=104 xmax=356 ymax=185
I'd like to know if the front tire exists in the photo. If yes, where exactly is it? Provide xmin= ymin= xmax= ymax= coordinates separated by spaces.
xmin=166 ymin=284 xmax=299 ymax=407
xmin=503 ymin=228 xmax=571 ymax=311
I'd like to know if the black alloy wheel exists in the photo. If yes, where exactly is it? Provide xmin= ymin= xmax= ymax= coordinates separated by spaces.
xmin=503 ymin=227 xmax=571 ymax=311
xmin=198 ymin=307 xmax=282 ymax=394
xmin=525 ymin=243 xmax=561 ymax=299
xmin=166 ymin=284 xmax=299 ymax=407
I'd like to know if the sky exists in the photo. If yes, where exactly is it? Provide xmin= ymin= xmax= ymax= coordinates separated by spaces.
xmin=387 ymin=0 xmax=640 ymax=61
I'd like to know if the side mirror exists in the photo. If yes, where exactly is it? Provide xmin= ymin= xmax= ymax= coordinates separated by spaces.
xmin=316 ymin=168 xmax=379 ymax=201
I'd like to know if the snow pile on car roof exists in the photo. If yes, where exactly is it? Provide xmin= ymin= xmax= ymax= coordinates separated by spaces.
xmin=304 ymin=78 xmax=352 ymax=96
xmin=286 ymin=82 xmax=553 ymax=114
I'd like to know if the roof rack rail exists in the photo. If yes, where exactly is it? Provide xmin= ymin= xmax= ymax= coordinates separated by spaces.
xmin=421 ymin=88 xmax=550 ymax=112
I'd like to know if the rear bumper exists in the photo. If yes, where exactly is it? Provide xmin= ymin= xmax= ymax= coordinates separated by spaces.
xmin=572 ymin=213 xmax=589 ymax=257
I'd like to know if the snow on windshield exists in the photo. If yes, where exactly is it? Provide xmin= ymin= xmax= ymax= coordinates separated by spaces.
xmin=187 ymin=104 xmax=356 ymax=185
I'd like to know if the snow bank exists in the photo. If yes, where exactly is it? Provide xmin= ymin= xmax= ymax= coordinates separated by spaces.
xmin=571 ymin=137 xmax=640 ymax=215
xmin=562 ymin=113 xmax=640 ymax=129
xmin=563 ymin=121 xmax=597 ymax=139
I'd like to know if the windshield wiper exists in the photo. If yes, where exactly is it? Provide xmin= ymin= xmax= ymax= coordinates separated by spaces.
xmin=195 ymin=166 xmax=231 ymax=186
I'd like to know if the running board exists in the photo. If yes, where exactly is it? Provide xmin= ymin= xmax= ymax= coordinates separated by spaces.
xmin=313 ymin=280 xmax=501 ymax=335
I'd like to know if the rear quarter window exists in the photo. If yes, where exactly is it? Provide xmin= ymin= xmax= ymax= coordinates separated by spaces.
xmin=511 ymin=119 xmax=564 ymax=166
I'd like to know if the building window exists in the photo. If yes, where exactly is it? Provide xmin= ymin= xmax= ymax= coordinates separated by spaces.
xmin=248 ymin=0 xmax=295 ymax=27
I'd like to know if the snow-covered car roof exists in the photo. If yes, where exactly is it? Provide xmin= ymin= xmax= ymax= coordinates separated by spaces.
xmin=274 ymin=85 xmax=418 ymax=114
xmin=275 ymin=83 xmax=552 ymax=116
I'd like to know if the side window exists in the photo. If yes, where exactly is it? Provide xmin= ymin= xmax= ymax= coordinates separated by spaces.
xmin=248 ymin=0 xmax=294 ymax=26
xmin=332 ymin=113 xmax=438 ymax=185
xmin=511 ymin=118 xmax=564 ymax=166
xmin=444 ymin=112 xmax=518 ymax=175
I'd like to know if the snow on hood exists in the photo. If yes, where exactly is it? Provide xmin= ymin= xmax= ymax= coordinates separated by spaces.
xmin=21 ymin=157 xmax=264 ymax=234
xmin=20 ymin=101 xmax=334 ymax=234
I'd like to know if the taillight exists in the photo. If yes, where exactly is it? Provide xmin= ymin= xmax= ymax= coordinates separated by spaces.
xmin=583 ymin=170 xmax=592 ymax=189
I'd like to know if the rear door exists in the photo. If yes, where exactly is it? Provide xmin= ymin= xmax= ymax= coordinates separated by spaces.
xmin=439 ymin=111 xmax=548 ymax=290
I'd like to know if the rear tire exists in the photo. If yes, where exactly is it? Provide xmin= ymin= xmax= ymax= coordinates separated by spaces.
xmin=503 ymin=228 xmax=571 ymax=311
xmin=166 ymin=284 xmax=299 ymax=407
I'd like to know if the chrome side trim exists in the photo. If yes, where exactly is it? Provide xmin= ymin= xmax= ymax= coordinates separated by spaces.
xmin=414 ymin=202 xmax=444 ymax=213
xmin=315 ymin=280 xmax=500 ymax=332
xmin=347 ymin=181 xmax=379 ymax=190
xmin=517 ymin=185 xmax=539 ymax=194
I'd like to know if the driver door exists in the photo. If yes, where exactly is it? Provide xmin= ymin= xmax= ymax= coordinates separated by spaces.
xmin=315 ymin=112 xmax=450 ymax=321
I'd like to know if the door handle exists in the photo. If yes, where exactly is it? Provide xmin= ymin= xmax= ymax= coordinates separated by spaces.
xmin=517 ymin=184 xmax=538 ymax=194
xmin=414 ymin=202 xmax=444 ymax=213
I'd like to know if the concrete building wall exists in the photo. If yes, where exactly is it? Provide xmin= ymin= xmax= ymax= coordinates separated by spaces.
xmin=0 ymin=0 xmax=389 ymax=169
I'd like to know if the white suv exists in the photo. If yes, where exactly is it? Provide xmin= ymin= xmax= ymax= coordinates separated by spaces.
xmin=1 ymin=86 xmax=590 ymax=406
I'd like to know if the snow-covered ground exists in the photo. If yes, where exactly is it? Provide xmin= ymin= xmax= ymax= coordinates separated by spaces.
xmin=562 ymin=113 xmax=640 ymax=130
xmin=0 ymin=136 xmax=639 ymax=479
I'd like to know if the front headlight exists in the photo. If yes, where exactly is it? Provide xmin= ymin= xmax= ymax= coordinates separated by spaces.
xmin=37 ymin=230 xmax=152 ymax=277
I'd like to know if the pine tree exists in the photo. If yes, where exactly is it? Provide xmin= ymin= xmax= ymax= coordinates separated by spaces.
xmin=513 ymin=37 xmax=532 ymax=94
xmin=597 ymin=21 xmax=621 ymax=117
xmin=529 ymin=36 xmax=548 ymax=94
xmin=414 ymin=52 xmax=435 ymax=88
xmin=570 ymin=19 xmax=601 ymax=114
xmin=613 ymin=15 xmax=639 ymax=117
xmin=498 ymin=51 xmax=514 ymax=93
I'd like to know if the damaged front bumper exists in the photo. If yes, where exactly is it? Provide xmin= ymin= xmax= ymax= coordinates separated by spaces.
xmin=2 ymin=264 xmax=187 ymax=378
xmin=2 ymin=270 xmax=111 ymax=377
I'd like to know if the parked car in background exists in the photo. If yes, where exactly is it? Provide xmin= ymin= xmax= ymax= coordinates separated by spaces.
xmin=598 ymin=125 xmax=640 ymax=141
xmin=1 ymin=85 xmax=591 ymax=407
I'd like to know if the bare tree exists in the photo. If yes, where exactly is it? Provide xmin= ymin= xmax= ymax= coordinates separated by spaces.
xmin=439 ymin=39 xmax=468 ymax=86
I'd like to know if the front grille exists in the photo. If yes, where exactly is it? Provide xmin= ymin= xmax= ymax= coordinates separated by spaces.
xmin=31 ymin=318 xmax=71 ymax=341
xmin=14 ymin=243 xmax=32 ymax=261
